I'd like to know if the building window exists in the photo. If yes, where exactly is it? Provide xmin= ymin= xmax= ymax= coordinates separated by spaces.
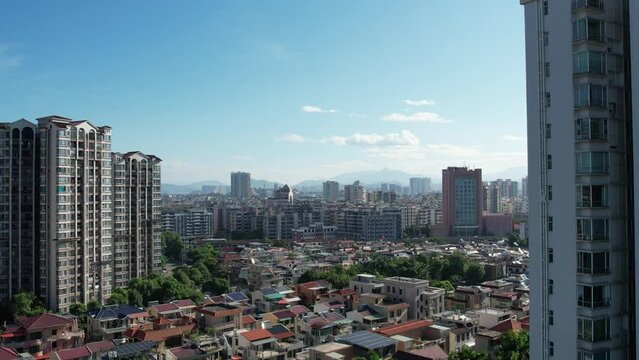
xmin=576 ymin=185 xmax=608 ymax=207
xmin=576 ymin=118 xmax=608 ymax=141
xmin=576 ymin=152 xmax=608 ymax=174
xmin=549 ymin=279 xmax=554 ymax=294
xmin=548 ymin=248 xmax=554 ymax=263
xmin=578 ymin=284 xmax=610 ymax=308
xmin=578 ymin=350 xmax=611 ymax=360
xmin=543 ymin=0 xmax=549 ymax=15
xmin=578 ymin=317 xmax=610 ymax=342
xmin=546 ymin=124 xmax=552 ymax=139
xmin=549 ymin=310 xmax=554 ymax=325
xmin=545 ymin=92 xmax=552 ymax=107
xmin=547 ymin=155 xmax=552 ymax=169
xmin=572 ymin=0 xmax=604 ymax=10
xmin=548 ymin=216 xmax=553 ymax=231
xmin=545 ymin=62 xmax=551 ymax=77
xmin=577 ymin=218 xmax=609 ymax=241
xmin=544 ymin=32 xmax=549 ymax=46
xmin=573 ymin=18 xmax=604 ymax=42
xmin=577 ymin=251 xmax=609 ymax=274
xmin=573 ymin=51 xmax=606 ymax=74
xmin=575 ymin=84 xmax=607 ymax=108
xmin=549 ymin=341 xmax=554 ymax=356
xmin=548 ymin=185 xmax=553 ymax=200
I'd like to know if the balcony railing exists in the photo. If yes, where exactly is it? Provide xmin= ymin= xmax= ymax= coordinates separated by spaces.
xmin=572 ymin=0 xmax=604 ymax=10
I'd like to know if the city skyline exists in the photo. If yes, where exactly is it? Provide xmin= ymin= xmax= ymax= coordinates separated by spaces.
xmin=0 ymin=1 xmax=527 ymax=184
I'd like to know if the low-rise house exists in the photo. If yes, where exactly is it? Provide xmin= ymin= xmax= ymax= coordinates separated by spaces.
xmin=474 ymin=329 xmax=502 ymax=358
xmin=374 ymin=320 xmax=434 ymax=341
xmin=336 ymin=331 xmax=397 ymax=358
xmin=294 ymin=281 xmax=329 ymax=307
xmin=0 ymin=313 xmax=84 ymax=357
xmin=236 ymin=329 xmax=284 ymax=360
xmin=165 ymin=345 xmax=208 ymax=360
xmin=87 ymin=305 xmax=148 ymax=342
xmin=104 ymin=340 xmax=155 ymax=359
xmin=313 ymin=301 xmax=345 ymax=316
xmin=194 ymin=303 xmax=243 ymax=336
xmin=349 ymin=274 xmax=383 ymax=295
xmin=480 ymin=280 xmax=515 ymax=294
xmin=51 ymin=340 xmax=114 ymax=360
xmin=307 ymin=342 xmax=353 ymax=360
xmin=123 ymin=320 xmax=196 ymax=352
xmin=261 ymin=310 xmax=296 ymax=332
xmin=445 ymin=286 xmax=490 ymax=312
xmin=489 ymin=292 xmax=518 ymax=310
xmin=394 ymin=345 xmax=448 ymax=360
xmin=148 ymin=300 xmax=197 ymax=320
xmin=381 ymin=277 xmax=445 ymax=320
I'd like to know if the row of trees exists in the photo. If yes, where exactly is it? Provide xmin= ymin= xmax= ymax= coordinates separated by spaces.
xmin=109 ymin=243 xmax=230 ymax=306
xmin=449 ymin=331 xmax=529 ymax=359
xmin=298 ymin=252 xmax=488 ymax=290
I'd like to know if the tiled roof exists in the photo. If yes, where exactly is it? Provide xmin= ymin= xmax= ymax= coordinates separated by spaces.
xmin=151 ymin=303 xmax=180 ymax=313
xmin=127 ymin=324 xmax=196 ymax=342
xmin=409 ymin=344 xmax=448 ymax=359
xmin=173 ymin=299 xmax=196 ymax=308
xmin=89 ymin=305 xmax=146 ymax=320
xmin=240 ymin=329 xmax=273 ymax=342
xmin=272 ymin=310 xmax=294 ymax=320
xmin=288 ymin=305 xmax=310 ymax=316
xmin=242 ymin=315 xmax=257 ymax=325
xmin=85 ymin=340 xmax=115 ymax=353
xmin=54 ymin=347 xmax=91 ymax=360
xmin=375 ymin=320 xmax=433 ymax=337
xmin=18 ymin=313 xmax=73 ymax=330
xmin=267 ymin=324 xmax=295 ymax=340
xmin=0 ymin=347 xmax=19 ymax=360
xmin=168 ymin=346 xmax=206 ymax=359
xmin=490 ymin=319 xmax=522 ymax=333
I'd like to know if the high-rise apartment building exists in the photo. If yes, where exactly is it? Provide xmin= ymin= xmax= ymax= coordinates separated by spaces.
xmin=409 ymin=177 xmax=432 ymax=195
xmin=161 ymin=209 xmax=213 ymax=238
xmin=522 ymin=176 xmax=528 ymax=199
xmin=344 ymin=180 xmax=366 ymax=203
xmin=0 ymin=116 xmax=160 ymax=313
xmin=522 ymin=0 xmax=639 ymax=358
xmin=112 ymin=151 xmax=162 ymax=290
xmin=231 ymin=171 xmax=251 ymax=200
xmin=442 ymin=167 xmax=482 ymax=236
xmin=0 ymin=120 xmax=39 ymax=303
xmin=322 ymin=181 xmax=339 ymax=201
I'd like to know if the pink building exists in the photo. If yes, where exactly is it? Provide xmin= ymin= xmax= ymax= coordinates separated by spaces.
xmin=442 ymin=167 xmax=483 ymax=236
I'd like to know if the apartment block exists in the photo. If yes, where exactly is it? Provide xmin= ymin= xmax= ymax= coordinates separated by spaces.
xmin=521 ymin=0 xmax=639 ymax=358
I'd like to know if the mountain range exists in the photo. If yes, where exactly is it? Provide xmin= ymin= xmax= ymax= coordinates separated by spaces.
xmin=162 ymin=167 xmax=527 ymax=194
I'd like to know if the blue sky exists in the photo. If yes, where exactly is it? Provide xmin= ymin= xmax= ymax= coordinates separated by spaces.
xmin=0 ymin=1 xmax=527 ymax=184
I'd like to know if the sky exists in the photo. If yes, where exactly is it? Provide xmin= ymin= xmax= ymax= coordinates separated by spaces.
xmin=0 ymin=1 xmax=527 ymax=185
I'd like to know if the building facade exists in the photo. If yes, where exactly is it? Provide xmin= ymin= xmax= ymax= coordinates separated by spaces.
xmin=322 ymin=181 xmax=339 ymax=202
xmin=231 ymin=172 xmax=251 ymax=200
xmin=0 ymin=116 xmax=161 ymax=312
xmin=442 ymin=167 xmax=483 ymax=236
xmin=409 ymin=177 xmax=432 ymax=196
xmin=522 ymin=0 xmax=639 ymax=358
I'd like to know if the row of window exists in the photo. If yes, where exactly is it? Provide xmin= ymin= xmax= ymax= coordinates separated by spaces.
xmin=547 ymin=151 xmax=608 ymax=174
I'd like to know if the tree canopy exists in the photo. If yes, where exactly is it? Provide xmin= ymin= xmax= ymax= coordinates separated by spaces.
xmin=449 ymin=346 xmax=488 ymax=360
xmin=497 ymin=331 xmax=529 ymax=360
xmin=161 ymin=231 xmax=184 ymax=263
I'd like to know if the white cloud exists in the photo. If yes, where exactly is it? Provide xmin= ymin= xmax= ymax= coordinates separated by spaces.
xmin=382 ymin=112 xmax=451 ymax=123
xmin=403 ymin=99 xmax=435 ymax=107
xmin=502 ymin=134 xmax=526 ymax=141
xmin=302 ymin=105 xmax=338 ymax=113
xmin=278 ymin=134 xmax=307 ymax=143
xmin=324 ymin=130 xmax=420 ymax=147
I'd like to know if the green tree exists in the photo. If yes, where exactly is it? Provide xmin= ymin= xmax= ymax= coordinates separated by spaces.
xmin=366 ymin=350 xmax=381 ymax=360
xmin=69 ymin=303 xmax=86 ymax=316
xmin=496 ymin=331 xmax=529 ymax=360
xmin=107 ymin=288 xmax=129 ymax=305
xmin=161 ymin=231 xmax=184 ymax=263
xmin=444 ymin=252 xmax=468 ymax=279
xmin=449 ymin=346 xmax=488 ymax=360
xmin=9 ymin=292 xmax=47 ymax=319
xmin=87 ymin=300 xmax=101 ymax=311
xmin=464 ymin=262 xmax=486 ymax=285
xmin=431 ymin=280 xmax=454 ymax=292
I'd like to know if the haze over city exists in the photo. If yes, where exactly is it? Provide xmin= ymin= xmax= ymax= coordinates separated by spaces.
xmin=0 ymin=1 xmax=527 ymax=184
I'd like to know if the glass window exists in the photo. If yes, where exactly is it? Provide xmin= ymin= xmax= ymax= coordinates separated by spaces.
xmin=577 ymin=185 xmax=607 ymax=207
xmin=576 ymin=118 xmax=608 ymax=141
xmin=573 ymin=18 xmax=604 ymax=42
xmin=577 ymin=218 xmax=609 ymax=241
xmin=575 ymin=84 xmax=607 ymax=108
xmin=576 ymin=152 xmax=608 ymax=174
xmin=573 ymin=51 xmax=605 ymax=74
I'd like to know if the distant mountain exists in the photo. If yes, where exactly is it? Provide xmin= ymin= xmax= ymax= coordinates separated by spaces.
xmin=330 ymin=168 xmax=418 ymax=186
xmin=251 ymin=179 xmax=280 ymax=189
xmin=483 ymin=166 xmax=527 ymax=182
xmin=162 ymin=180 xmax=226 ymax=194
